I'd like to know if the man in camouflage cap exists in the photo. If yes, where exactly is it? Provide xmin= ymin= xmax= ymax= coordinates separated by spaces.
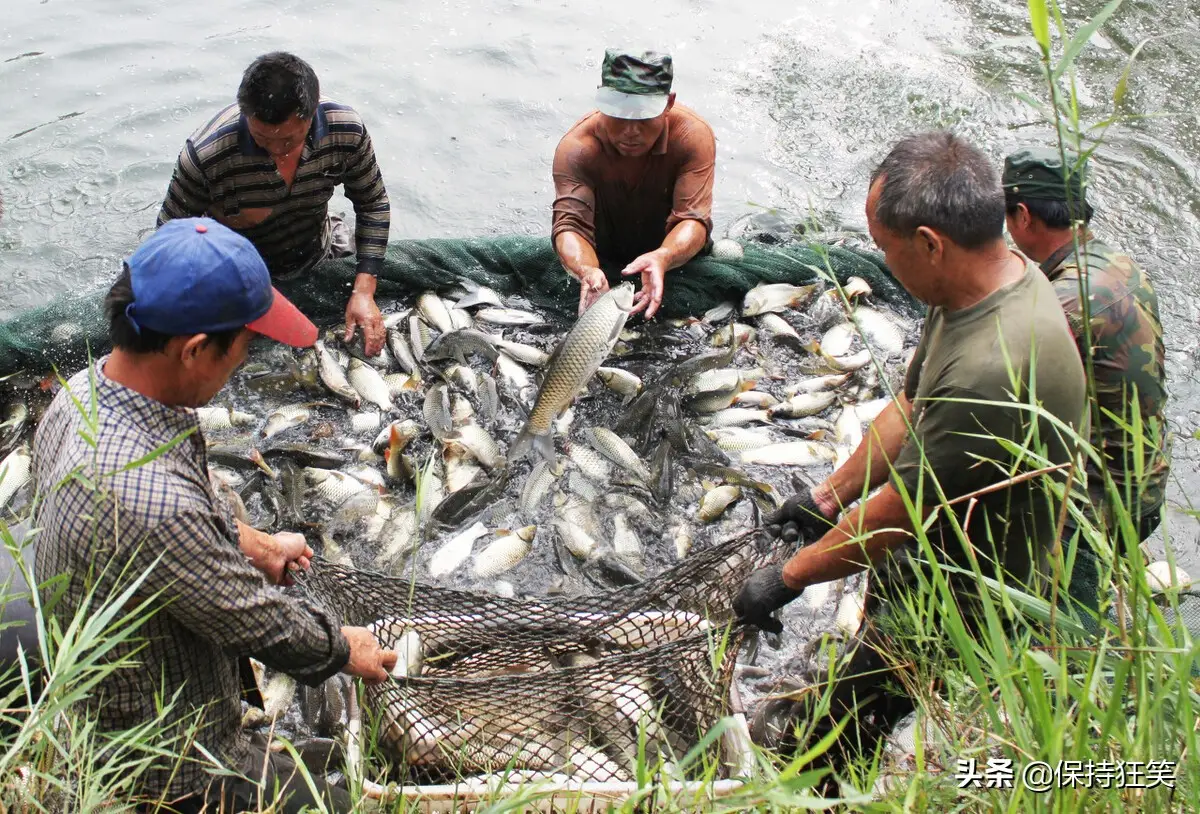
xmin=1003 ymin=146 xmax=1169 ymax=613
xmin=552 ymin=49 xmax=716 ymax=319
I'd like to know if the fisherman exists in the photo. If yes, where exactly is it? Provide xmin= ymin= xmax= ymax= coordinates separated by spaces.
xmin=734 ymin=132 xmax=1087 ymax=782
xmin=552 ymin=49 xmax=716 ymax=319
xmin=158 ymin=51 xmax=391 ymax=356
xmin=32 ymin=218 xmax=397 ymax=812
xmin=1002 ymin=147 xmax=1168 ymax=593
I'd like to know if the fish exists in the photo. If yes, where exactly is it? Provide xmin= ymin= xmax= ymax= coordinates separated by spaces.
xmin=582 ymin=427 xmax=650 ymax=483
xmin=825 ymin=349 xmax=872 ymax=372
xmin=740 ymin=440 xmax=837 ymax=467
xmin=448 ymin=306 xmax=473 ymax=331
xmin=386 ymin=324 xmax=420 ymax=375
xmin=314 ymin=340 xmax=361 ymax=406
xmin=305 ymin=467 xmax=373 ymax=506
xmin=698 ymin=484 xmax=742 ymax=522
xmin=567 ymin=443 xmax=613 ymax=483
xmin=711 ymin=238 xmax=745 ymax=261
xmin=853 ymin=307 xmax=906 ymax=357
xmin=711 ymin=323 xmax=756 ymax=347
xmin=834 ymin=406 xmax=863 ymax=470
xmin=732 ymin=391 xmax=779 ymax=408
xmin=383 ymin=372 xmax=420 ymax=399
xmin=699 ymin=408 xmax=772 ymax=428
xmin=596 ymin=367 xmax=643 ymax=402
xmin=474 ymin=307 xmax=544 ymax=327
xmin=491 ymin=337 xmax=550 ymax=367
xmin=855 ymin=398 xmax=892 ymax=423
xmin=417 ymin=291 xmax=456 ymax=334
xmin=707 ymin=427 xmax=776 ymax=452
xmin=555 ymin=519 xmax=599 ymax=561
xmin=444 ymin=449 xmax=484 ymax=493
xmin=384 ymin=425 xmax=413 ymax=481
xmin=835 ymin=579 xmax=867 ymax=636
xmin=424 ymin=329 xmax=499 ymax=365
xmin=261 ymin=443 xmax=346 ymax=471
xmin=510 ymin=284 xmax=634 ymax=465
xmin=478 ymin=372 xmax=500 ymax=420
xmin=455 ymin=286 xmax=504 ymax=310
xmin=742 ymin=283 xmax=818 ymax=316
xmin=261 ymin=668 xmax=297 ymax=723
xmin=520 ymin=460 xmax=558 ymax=518
xmin=347 ymin=358 xmax=393 ymax=412
xmin=373 ymin=419 xmax=421 ymax=455
xmin=669 ymin=523 xmax=693 ymax=560
xmin=688 ymin=368 xmax=763 ymax=395
xmin=842 ymin=276 xmax=872 ymax=299
xmin=1 ymin=401 xmax=30 ymax=455
xmin=349 ymin=411 xmax=381 ymax=434
xmin=702 ymin=301 xmax=736 ymax=323
xmin=783 ymin=373 xmax=852 ymax=396
xmin=0 ymin=445 xmax=33 ymax=511
xmin=428 ymin=521 xmax=490 ymax=577
xmin=408 ymin=314 xmax=435 ymax=361
xmin=611 ymin=513 xmax=643 ymax=569
xmin=649 ymin=440 xmax=674 ymax=503
xmin=1145 ymin=561 xmax=1193 ymax=592
xmin=445 ymin=365 xmax=479 ymax=396
xmin=195 ymin=406 xmax=258 ymax=433
xmin=433 ymin=466 xmax=511 ymax=527
xmin=423 ymin=383 xmax=454 ymax=440
xmin=262 ymin=403 xmax=315 ymax=439
xmin=820 ymin=322 xmax=858 ymax=357
xmin=472 ymin=526 xmax=536 ymax=578
xmin=768 ymin=391 xmax=838 ymax=419
xmin=374 ymin=507 xmax=419 ymax=568
xmin=495 ymin=353 xmax=536 ymax=406
xmin=756 ymin=313 xmax=802 ymax=345
xmin=444 ymin=425 xmax=503 ymax=471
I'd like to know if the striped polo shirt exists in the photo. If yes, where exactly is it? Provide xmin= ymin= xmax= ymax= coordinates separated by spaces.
xmin=158 ymin=100 xmax=390 ymax=277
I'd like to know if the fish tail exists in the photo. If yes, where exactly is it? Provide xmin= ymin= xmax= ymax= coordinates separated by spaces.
xmin=510 ymin=422 xmax=555 ymax=467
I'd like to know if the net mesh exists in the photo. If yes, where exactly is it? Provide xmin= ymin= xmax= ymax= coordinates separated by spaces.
xmin=0 ymin=236 xmax=917 ymax=378
xmin=299 ymin=529 xmax=789 ymax=783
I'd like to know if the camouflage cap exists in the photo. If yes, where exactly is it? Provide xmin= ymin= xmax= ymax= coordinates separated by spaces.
xmin=596 ymin=49 xmax=673 ymax=120
xmin=1002 ymin=146 xmax=1088 ymax=203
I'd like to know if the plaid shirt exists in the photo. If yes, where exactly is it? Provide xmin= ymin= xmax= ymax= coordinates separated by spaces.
xmin=33 ymin=360 xmax=350 ymax=799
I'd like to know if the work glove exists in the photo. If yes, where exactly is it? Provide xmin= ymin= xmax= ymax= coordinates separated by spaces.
xmin=734 ymin=566 xmax=803 ymax=635
xmin=764 ymin=489 xmax=834 ymax=545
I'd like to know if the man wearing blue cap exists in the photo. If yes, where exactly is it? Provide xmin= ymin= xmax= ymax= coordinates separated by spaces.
xmin=553 ymin=49 xmax=716 ymax=318
xmin=32 ymin=218 xmax=395 ymax=811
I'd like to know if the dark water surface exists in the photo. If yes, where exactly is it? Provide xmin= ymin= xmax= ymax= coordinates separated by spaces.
xmin=2 ymin=0 xmax=1197 ymax=568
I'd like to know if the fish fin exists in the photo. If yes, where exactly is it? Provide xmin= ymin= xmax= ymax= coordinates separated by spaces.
xmin=510 ymin=424 xmax=555 ymax=467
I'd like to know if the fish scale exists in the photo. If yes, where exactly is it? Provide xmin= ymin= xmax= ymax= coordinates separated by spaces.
xmin=347 ymin=358 xmax=393 ymax=411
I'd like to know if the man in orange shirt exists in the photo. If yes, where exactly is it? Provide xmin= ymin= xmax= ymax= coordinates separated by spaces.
xmin=552 ymin=50 xmax=716 ymax=319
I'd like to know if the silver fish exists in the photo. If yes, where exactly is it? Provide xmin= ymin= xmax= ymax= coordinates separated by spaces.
xmin=424 ymin=329 xmax=499 ymax=365
xmin=195 ymin=406 xmax=258 ymax=433
xmin=386 ymin=325 xmax=419 ymax=375
xmin=706 ymin=427 xmax=776 ymax=452
xmin=520 ymin=460 xmax=559 ymax=518
xmin=711 ymin=323 xmax=757 ymax=347
xmin=853 ymin=307 xmax=906 ymax=357
xmin=305 ymin=467 xmax=372 ymax=506
xmin=756 ymin=313 xmax=802 ymax=343
xmin=699 ymin=408 xmax=772 ymax=428
xmin=698 ymin=485 xmax=742 ymax=523
xmin=768 ymin=391 xmax=838 ymax=419
xmin=783 ymin=373 xmax=853 ymax=396
xmin=455 ymin=286 xmax=504 ymax=310
xmin=449 ymin=306 xmax=473 ymax=331
xmin=444 ymin=425 xmax=503 ymax=471
xmin=445 ymin=364 xmax=479 ymax=395
xmin=444 ymin=447 xmax=484 ymax=493
xmin=375 ymin=506 xmax=419 ymax=569
xmin=702 ymin=301 xmax=736 ymax=323
xmin=495 ymin=352 xmax=536 ymax=406
xmin=478 ymin=372 xmax=500 ymax=420
xmin=582 ymin=427 xmax=650 ymax=483
xmin=423 ymin=384 xmax=454 ymax=440
xmin=611 ymin=513 xmax=643 ymax=568
xmin=732 ymin=391 xmax=779 ymax=408
xmin=1 ymin=401 xmax=30 ymax=454
xmin=262 ymin=403 xmax=313 ymax=439
xmin=825 ymin=349 xmax=872 ymax=372
xmin=417 ymin=291 xmax=456 ymax=334
xmin=408 ymin=315 xmax=435 ymax=361
xmin=428 ymin=521 xmax=489 ymax=578
xmin=567 ymin=443 xmax=612 ymax=483
xmin=510 ymin=284 xmax=634 ymax=465
xmin=0 ymin=445 xmax=33 ymax=511
xmin=314 ymin=340 xmax=360 ymax=406
xmin=383 ymin=372 xmax=420 ymax=399
xmin=347 ymin=358 xmax=393 ymax=412
xmin=742 ymin=282 xmax=818 ymax=316
xmin=349 ymin=411 xmax=381 ymax=434
xmin=688 ymin=368 xmax=764 ymax=395
xmin=596 ymin=367 xmax=643 ymax=401
xmin=472 ymin=526 xmax=536 ymax=579
xmin=843 ymin=276 xmax=872 ymax=299
xmin=740 ymin=440 xmax=837 ymax=467
xmin=835 ymin=578 xmax=867 ymax=636
xmin=834 ymin=406 xmax=863 ymax=470
xmin=555 ymin=518 xmax=599 ymax=560
xmin=820 ymin=322 xmax=858 ymax=357
xmin=474 ymin=307 xmax=544 ymax=327
xmin=491 ymin=337 xmax=550 ymax=367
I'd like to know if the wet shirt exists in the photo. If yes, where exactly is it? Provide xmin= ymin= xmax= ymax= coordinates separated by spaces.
xmin=1040 ymin=236 xmax=1169 ymax=521
xmin=893 ymin=262 xmax=1086 ymax=591
xmin=158 ymin=100 xmax=390 ymax=277
xmin=33 ymin=361 xmax=350 ymax=799
xmin=551 ymin=105 xmax=715 ymax=266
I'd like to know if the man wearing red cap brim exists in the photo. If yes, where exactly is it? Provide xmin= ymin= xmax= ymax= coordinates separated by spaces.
xmin=32 ymin=218 xmax=395 ymax=811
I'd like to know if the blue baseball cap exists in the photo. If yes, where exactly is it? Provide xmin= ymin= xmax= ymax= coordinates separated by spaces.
xmin=123 ymin=218 xmax=317 ymax=347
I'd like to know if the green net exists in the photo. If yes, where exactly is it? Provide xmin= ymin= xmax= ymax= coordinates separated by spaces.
xmin=0 ymin=236 xmax=917 ymax=379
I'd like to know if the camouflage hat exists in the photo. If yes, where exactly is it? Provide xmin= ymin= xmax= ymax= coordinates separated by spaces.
xmin=596 ymin=49 xmax=673 ymax=120
xmin=1002 ymin=146 xmax=1088 ymax=203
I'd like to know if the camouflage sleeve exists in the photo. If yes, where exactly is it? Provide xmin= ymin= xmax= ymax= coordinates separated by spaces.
xmin=551 ymin=131 xmax=600 ymax=250
xmin=665 ymin=118 xmax=715 ymax=237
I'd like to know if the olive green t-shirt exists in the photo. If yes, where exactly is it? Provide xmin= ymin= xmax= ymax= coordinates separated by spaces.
xmin=893 ymin=261 xmax=1087 ymax=592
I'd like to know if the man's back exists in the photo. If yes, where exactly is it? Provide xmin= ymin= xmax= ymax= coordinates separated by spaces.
xmin=1042 ymin=238 xmax=1168 ymax=518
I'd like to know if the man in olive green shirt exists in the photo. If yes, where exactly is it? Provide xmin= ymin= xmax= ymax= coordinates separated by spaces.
xmin=735 ymin=132 xmax=1087 ymax=780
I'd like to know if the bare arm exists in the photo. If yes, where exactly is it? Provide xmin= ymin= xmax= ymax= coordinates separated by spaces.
xmin=813 ymin=393 xmax=912 ymax=515
xmin=555 ymin=230 xmax=603 ymax=284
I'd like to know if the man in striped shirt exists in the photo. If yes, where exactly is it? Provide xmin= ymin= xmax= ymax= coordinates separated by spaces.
xmin=158 ymin=52 xmax=391 ymax=355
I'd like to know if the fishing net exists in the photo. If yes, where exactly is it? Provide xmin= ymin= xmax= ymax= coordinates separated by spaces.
xmin=299 ymin=528 xmax=788 ymax=783
xmin=0 ymin=236 xmax=917 ymax=379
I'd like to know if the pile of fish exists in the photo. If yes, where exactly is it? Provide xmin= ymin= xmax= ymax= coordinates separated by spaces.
xmin=0 ymin=272 xmax=924 ymax=782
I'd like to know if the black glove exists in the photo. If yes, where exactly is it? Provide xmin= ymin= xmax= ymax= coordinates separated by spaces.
xmin=734 ymin=566 xmax=803 ymax=634
xmin=765 ymin=490 xmax=832 ymax=544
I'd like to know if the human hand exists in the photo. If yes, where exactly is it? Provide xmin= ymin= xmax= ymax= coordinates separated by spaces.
xmin=237 ymin=523 xmax=314 ymax=586
xmin=764 ymin=487 xmax=836 ymax=544
xmin=344 ymin=292 xmax=385 ymax=357
xmin=622 ymin=250 xmax=668 ymax=320
xmin=577 ymin=266 xmax=610 ymax=315
xmin=340 ymin=626 xmax=399 ymax=684
xmin=734 ymin=566 xmax=803 ymax=634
